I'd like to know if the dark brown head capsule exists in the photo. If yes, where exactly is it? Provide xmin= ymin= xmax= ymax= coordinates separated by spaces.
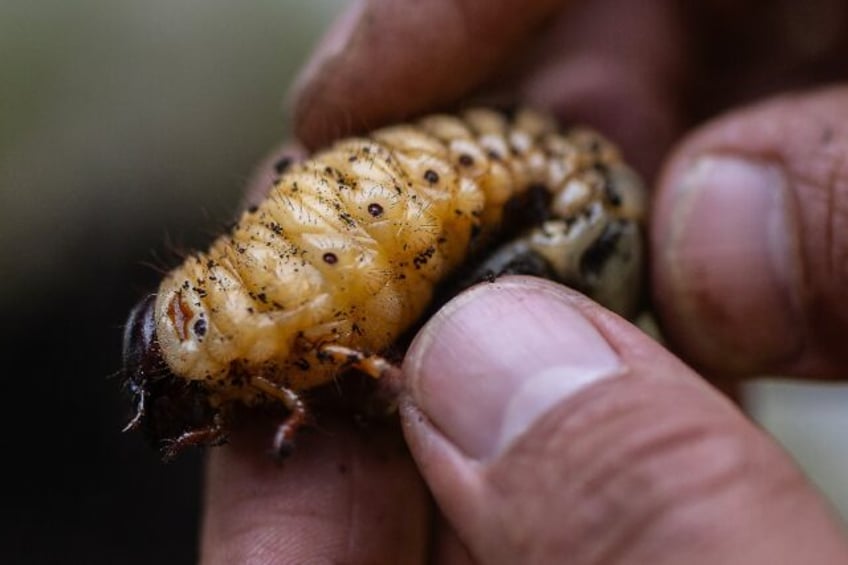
xmin=122 ymin=295 xmax=220 ymax=457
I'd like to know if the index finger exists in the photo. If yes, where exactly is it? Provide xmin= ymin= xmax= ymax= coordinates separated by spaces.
xmin=289 ymin=0 xmax=567 ymax=149
xmin=199 ymin=415 xmax=430 ymax=564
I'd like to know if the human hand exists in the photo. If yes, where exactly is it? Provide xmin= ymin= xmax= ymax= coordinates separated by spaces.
xmin=200 ymin=1 xmax=848 ymax=562
xmin=199 ymin=276 xmax=848 ymax=564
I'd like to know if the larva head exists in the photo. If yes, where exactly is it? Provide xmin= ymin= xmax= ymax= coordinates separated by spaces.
xmin=122 ymin=294 xmax=219 ymax=453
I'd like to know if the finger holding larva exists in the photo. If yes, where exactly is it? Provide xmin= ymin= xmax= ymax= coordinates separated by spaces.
xmin=122 ymin=106 xmax=647 ymax=460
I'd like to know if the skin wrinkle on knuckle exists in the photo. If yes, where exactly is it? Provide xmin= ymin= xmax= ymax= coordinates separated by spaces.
xmin=790 ymin=158 xmax=848 ymax=369
xmin=789 ymin=100 xmax=848 ymax=366
xmin=590 ymin=432 xmax=777 ymax=563
xmin=829 ymin=169 xmax=848 ymax=290
xmin=797 ymin=144 xmax=848 ymax=289
xmin=207 ymin=463 xmax=425 ymax=564
xmin=766 ymin=107 xmax=848 ymax=364
xmin=212 ymin=493 xmax=347 ymax=539
xmin=622 ymin=450 xmax=819 ymax=565
xmin=206 ymin=516 xmax=339 ymax=564
xmin=479 ymin=378 xmax=795 ymax=563
xmin=204 ymin=444 xmax=353 ymax=556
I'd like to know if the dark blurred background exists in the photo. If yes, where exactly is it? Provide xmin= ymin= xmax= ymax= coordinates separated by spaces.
xmin=1 ymin=2 xmax=344 ymax=563
xmin=1 ymin=2 xmax=845 ymax=564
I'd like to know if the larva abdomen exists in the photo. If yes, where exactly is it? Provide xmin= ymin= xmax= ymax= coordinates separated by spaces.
xmin=122 ymin=107 xmax=646 ymax=458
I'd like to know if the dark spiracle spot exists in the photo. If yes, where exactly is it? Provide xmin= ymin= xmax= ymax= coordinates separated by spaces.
xmin=193 ymin=318 xmax=207 ymax=337
xmin=322 ymin=252 xmax=338 ymax=265
xmin=367 ymin=203 xmax=384 ymax=217
xmin=458 ymin=154 xmax=474 ymax=167
xmin=424 ymin=169 xmax=439 ymax=184
xmin=274 ymin=155 xmax=293 ymax=174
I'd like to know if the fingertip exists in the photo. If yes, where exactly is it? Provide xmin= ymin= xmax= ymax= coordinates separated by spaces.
xmin=289 ymin=0 xmax=564 ymax=148
xmin=200 ymin=416 xmax=430 ymax=564
xmin=651 ymin=86 xmax=848 ymax=379
xmin=652 ymin=152 xmax=805 ymax=375
xmin=399 ymin=279 xmax=848 ymax=565
xmin=403 ymin=277 xmax=626 ymax=461
xmin=287 ymin=0 xmax=367 ymax=112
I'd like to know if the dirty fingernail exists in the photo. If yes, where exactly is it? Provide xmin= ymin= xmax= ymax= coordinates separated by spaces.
xmin=404 ymin=278 xmax=624 ymax=460
xmin=661 ymin=155 xmax=804 ymax=371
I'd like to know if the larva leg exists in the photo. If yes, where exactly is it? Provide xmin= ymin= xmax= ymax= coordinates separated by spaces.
xmin=122 ymin=391 xmax=147 ymax=433
xmin=318 ymin=344 xmax=400 ymax=379
xmin=162 ymin=415 xmax=227 ymax=462
xmin=250 ymin=376 xmax=308 ymax=458
xmin=318 ymin=344 xmax=404 ymax=412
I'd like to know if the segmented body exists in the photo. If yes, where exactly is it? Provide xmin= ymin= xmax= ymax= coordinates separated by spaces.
xmin=146 ymin=107 xmax=645 ymax=422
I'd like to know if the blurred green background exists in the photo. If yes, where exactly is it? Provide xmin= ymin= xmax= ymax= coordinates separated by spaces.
xmin=1 ymin=2 xmax=845 ymax=563
xmin=1 ymin=0 xmax=345 ymax=299
xmin=0 ymin=2 xmax=345 ymax=563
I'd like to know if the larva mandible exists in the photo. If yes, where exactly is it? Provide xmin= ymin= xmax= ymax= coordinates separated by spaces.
xmin=122 ymin=107 xmax=647 ymax=460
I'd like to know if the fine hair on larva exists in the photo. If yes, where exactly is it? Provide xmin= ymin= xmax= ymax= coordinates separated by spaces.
xmin=122 ymin=106 xmax=647 ymax=459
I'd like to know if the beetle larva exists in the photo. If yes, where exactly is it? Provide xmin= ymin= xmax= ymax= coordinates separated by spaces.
xmin=122 ymin=107 xmax=647 ymax=460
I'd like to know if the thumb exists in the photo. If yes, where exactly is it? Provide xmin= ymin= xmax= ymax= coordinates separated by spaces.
xmin=400 ymin=277 xmax=848 ymax=565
